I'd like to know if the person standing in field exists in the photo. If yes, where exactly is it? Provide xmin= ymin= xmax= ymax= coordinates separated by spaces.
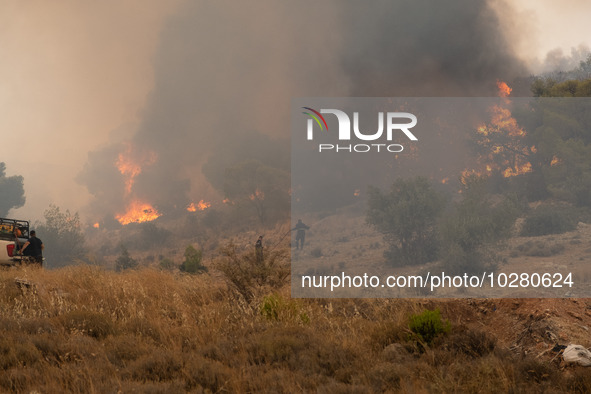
xmin=255 ymin=235 xmax=264 ymax=262
xmin=292 ymin=219 xmax=310 ymax=250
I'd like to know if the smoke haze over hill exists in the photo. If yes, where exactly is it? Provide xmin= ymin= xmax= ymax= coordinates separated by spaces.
xmin=1 ymin=0 xmax=590 ymax=222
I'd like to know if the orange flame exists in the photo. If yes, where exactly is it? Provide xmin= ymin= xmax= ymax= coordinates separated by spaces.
xmin=489 ymin=105 xmax=525 ymax=137
xmin=463 ymin=81 xmax=532 ymax=181
xmin=116 ymin=200 xmax=161 ymax=225
xmin=93 ymin=222 xmax=100 ymax=229
xmin=187 ymin=200 xmax=211 ymax=212
xmin=116 ymin=143 xmax=157 ymax=195
xmin=550 ymin=156 xmax=561 ymax=166
xmin=460 ymin=169 xmax=484 ymax=185
xmin=353 ymin=189 xmax=361 ymax=197
xmin=497 ymin=80 xmax=512 ymax=97
xmin=249 ymin=189 xmax=265 ymax=201
xmin=198 ymin=200 xmax=211 ymax=210
xmin=503 ymin=162 xmax=532 ymax=178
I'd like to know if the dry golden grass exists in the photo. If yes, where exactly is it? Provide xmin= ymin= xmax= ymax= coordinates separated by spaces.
xmin=1 ymin=259 xmax=591 ymax=393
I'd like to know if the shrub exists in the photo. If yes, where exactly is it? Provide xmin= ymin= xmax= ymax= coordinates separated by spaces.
xmin=115 ymin=245 xmax=138 ymax=271
xmin=130 ymin=351 xmax=182 ymax=382
xmin=180 ymin=245 xmax=207 ymax=274
xmin=35 ymin=204 xmax=88 ymax=267
xmin=369 ymin=322 xmax=406 ymax=351
xmin=408 ymin=309 xmax=450 ymax=346
xmin=439 ymin=178 xmax=518 ymax=275
xmin=366 ymin=177 xmax=446 ymax=266
xmin=514 ymin=240 xmax=565 ymax=257
xmin=445 ymin=329 xmax=496 ymax=358
xmin=310 ymin=247 xmax=323 ymax=258
xmin=158 ymin=257 xmax=176 ymax=271
xmin=60 ymin=310 xmax=115 ymax=339
xmin=104 ymin=335 xmax=147 ymax=367
xmin=215 ymin=243 xmax=289 ymax=302
xmin=184 ymin=355 xmax=233 ymax=392
xmin=259 ymin=293 xmax=309 ymax=324
xmin=521 ymin=205 xmax=577 ymax=236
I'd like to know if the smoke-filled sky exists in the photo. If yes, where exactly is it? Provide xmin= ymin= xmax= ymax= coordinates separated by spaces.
xmin=1 ymin=0 xmax=590 ymax=223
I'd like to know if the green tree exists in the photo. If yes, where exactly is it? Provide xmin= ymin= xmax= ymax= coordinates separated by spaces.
xmin=115 ymin=245 xmax=138 ymax=271
xmin=532 ymin=78 xmax=591 ymax=97
xmin=439 ymin=177 xmax=518 ymax=275
xmin=0 ymin=163 xmax=25 ymax=217
xmin=180 ymin=245 xmax=207 ymax=274
xmin=522 ymin=81 xmax=591 ymax=205
xmin=36 ymin=205 xmax=87 ymax=268
xmin=366 ymin=177 xmax=446 ymax=266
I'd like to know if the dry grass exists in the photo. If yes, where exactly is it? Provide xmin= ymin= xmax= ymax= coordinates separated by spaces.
xmin=0 ymin=261 xmax=590 ymax=393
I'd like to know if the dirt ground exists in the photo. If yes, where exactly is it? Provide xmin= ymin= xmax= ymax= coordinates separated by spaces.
xmin=289 ymin=207 xmax=591 ymax=366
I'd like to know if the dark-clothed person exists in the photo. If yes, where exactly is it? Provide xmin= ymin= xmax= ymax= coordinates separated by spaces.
xmin=21 ymin=230 xmax=44 ymax=265
xmin=255 ymin=235 xmax=264 ymax=262
xmin=292 ymin=219 xmax=310 ymax=250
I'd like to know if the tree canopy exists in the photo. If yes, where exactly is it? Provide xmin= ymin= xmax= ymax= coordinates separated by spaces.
xmin=366 ymin=176 xmax=445 ymax=266
xmin=0 ymin=163 xmax=25 ymax=217
xmin=36 ymin=205 xmax=87 ymax=268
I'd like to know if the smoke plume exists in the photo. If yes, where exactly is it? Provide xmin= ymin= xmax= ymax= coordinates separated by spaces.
xmin=78 ymin=0 xmax=530 ymax=221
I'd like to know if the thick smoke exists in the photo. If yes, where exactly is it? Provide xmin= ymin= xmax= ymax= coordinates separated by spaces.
xmin=78 ymin=0 xmax=529 ymax=220
xmin=340 ymin=0 xmax=527 ymax=96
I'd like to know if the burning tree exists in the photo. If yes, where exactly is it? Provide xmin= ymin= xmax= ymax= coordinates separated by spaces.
xmin=464 ymin=81 xmax=535 ymax=186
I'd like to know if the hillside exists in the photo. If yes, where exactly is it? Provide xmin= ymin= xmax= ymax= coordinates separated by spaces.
xmin=2 ymin=243 xmax=591 ymax=392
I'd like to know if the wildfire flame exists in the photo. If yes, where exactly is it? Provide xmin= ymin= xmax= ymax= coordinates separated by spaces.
xmin=461 ymin=169 xmax=484 ymax=185
xmin=480 ymin=105 xmax=525 ymax=137
xmin=116 ymin=200 xmax=161 ymax=225
xmin=93 ymin=222 xmax=100 ymax=229
xmin=187 ymin=200 xmax=211 ymax=212
xmin=497 ymin=80 xmax=512 ymax=97
xmin=116 ymin=143 xmax=157 ymax=195
xmin=249 ymin=189 xmax=265 ymax=201
xmin=550 ymin=156 xmax=561 ymax=166
xmin=353 ymin=189 xmax=361 ymax=197
xmin=463 ymin=81 xmax=533 ymax=181
xmin=503 ymin=162 xmax=532 ymax=178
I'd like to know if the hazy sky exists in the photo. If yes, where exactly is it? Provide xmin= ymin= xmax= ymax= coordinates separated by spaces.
xmin=1 ymin=1 xmax=180 ymax=221
xmin=1 ymin=0 xmax=590 ymax=223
